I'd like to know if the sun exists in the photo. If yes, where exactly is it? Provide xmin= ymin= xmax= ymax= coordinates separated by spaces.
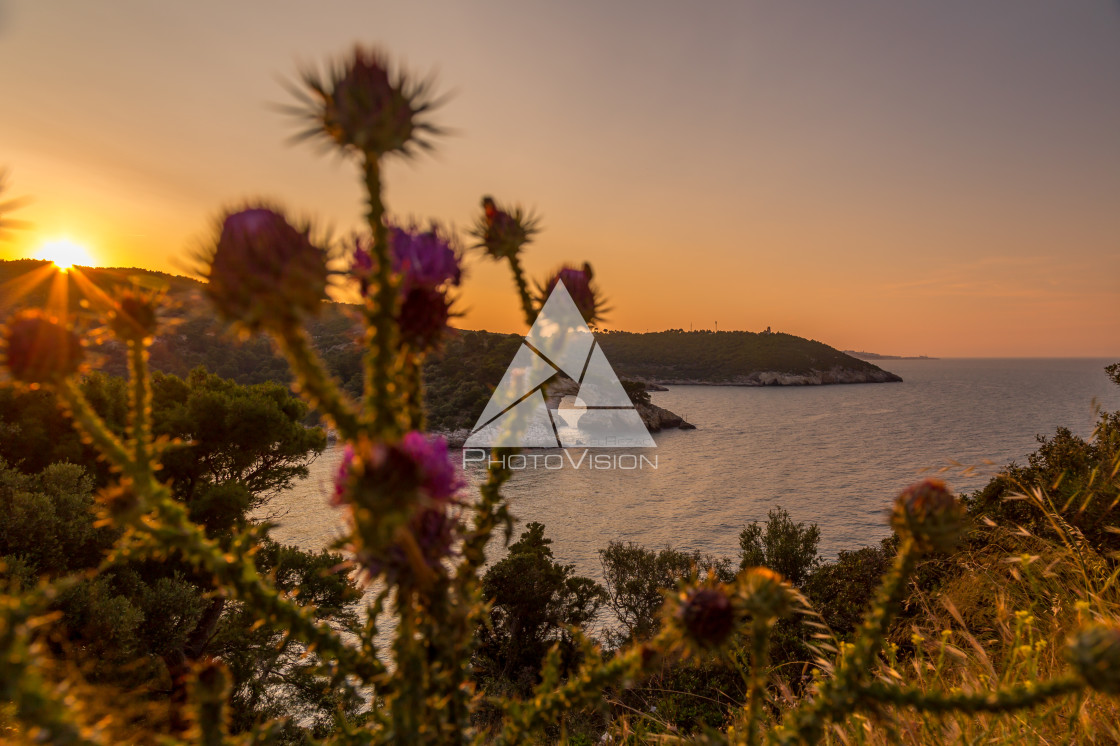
xmin=33 ymin=239 xmax=98 ymax=272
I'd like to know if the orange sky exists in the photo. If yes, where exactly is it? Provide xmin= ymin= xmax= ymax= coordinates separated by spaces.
xmin=1 ymin=1 xmax=1117 ymax=356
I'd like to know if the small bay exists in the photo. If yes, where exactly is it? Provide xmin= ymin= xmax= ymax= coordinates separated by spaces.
xmin=263 ymin=358 xmax=1120 ymax=580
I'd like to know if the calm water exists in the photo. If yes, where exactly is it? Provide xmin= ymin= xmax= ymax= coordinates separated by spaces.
xmin=261 ymin=358 xmax=1120 ymax=580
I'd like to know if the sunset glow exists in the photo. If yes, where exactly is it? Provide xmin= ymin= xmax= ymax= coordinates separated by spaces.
xmin=1 ymin=2 xmax=1117 ymax=356
xmin=32 ymin=239 xmax=96 ymax=272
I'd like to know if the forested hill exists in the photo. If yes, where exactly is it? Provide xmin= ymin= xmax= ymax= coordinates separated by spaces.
xmin=0 ymin=260 xmax=900 ymax=431
xmin=595 ymin=329 xmax=901 ymax=386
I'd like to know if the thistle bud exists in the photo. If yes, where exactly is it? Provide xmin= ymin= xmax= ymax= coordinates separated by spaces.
xmin=302 ymin=46 xmax=441 ymax=159
xmin=538 ymin=264 xmax=606 ymax=325
xmin=108 ymin=288 xmax=161 ymax=342
xmin=890 ymin=478 xmax=965 ymax=554
xmin=676 ymin=587 xmax=736 ymax=650
xmin=398 ymin=285 xmax=452 ymax=352
xmin=472 ymin=195 xmax=538 ymax=261
xmin=1 ymin=310 xmax=83 ymax=384
xmin=1069 ymin=624 xmax=1120 ymax=694
xmin=738 ymin=567 xmax=795 ymax=621
xmin=205 ymin=207 xmax=327 ymax=332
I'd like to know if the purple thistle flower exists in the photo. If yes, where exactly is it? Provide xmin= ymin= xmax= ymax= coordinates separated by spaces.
xmin=331 ymin=432 xmax=463 ymax=586
xmin=205 ymin=206 xmax=327 ymax=331
xmin=329 ymin=432 xmax=462 ymax=509
xmin=386 ymin=225 xmax=461 ymax=352
xmin=348 ymin=226 xmax=459 ymax=351
xmin=409 ymin=506 xmax=459 ymax=570
xmin=398 ymin=431 xmax=463 ymax=503
xmin=390 ymin=226 xmax=461 ymax=290
xmin=538 ymin=263 xmax=607 ymax=325
xmin=353 ymin=505 xmax=459 ymax=586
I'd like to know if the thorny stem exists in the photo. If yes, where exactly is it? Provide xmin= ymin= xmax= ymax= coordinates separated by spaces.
xmin=856 ymin=676 xmax=1082 ymax=714
xmin=401 ymin=352 xmax=425 ymax=432
xmin=507 ymin=253 xmax=536 ymax=328
xmin=126 ymin=340 xmax=152 ymax=467
xmin=273 ymin=324 xmax=363 ymax=441
xmin=361 ymin=155 xmax=403 ymax=438
xmin=769 ymin=539 xmax=918 ymax=745
xmin=58 ymin=378 xmax=134 ymax=476
xmin=0 ymin=592 xmax=102 ymax=746
xmin=746 ymin=619 xmax=772 ymax=746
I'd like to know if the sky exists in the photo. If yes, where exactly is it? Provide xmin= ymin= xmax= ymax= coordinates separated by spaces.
xmin=1 ymin=1 xmax=1117 ymax=357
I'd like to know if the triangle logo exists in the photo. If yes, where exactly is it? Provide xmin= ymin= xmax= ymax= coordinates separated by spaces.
xmin=464 ymin=281 xmax=656 ymax=448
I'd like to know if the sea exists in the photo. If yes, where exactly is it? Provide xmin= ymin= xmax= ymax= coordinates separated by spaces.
xmin=259 ymin=358 xmax=1120 ymax=581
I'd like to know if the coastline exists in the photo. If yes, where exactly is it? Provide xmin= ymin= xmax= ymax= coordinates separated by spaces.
xmin=630 ymin=367 xmax=903 ymax=386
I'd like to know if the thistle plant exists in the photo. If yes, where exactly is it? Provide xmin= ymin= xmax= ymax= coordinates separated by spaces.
xmin=1 ymin=44 xmax=1119 ymax=746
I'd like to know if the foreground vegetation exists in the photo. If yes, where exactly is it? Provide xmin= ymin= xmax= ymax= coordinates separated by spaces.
xmin=1 ymin=44 xmax=1119 ymax=745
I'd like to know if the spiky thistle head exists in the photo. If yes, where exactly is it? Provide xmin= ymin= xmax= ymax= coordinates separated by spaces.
xmin=332 ymin=433 xmax=464 ymax=586
xmin=470 ymin=195 xmax=540 ymax=261
xmin=1069 ymin=623 xmax=1120 ymax=694
xmin=890 ymin=478 xmax=965 ymax=554
xmin=291 ymin=45 xmax=443 ymax=160
xmin=665 ymin=581 xmax=739 ymax=656
xmin=202 ymin=204 xmax=328 ymax=333
xmin=736 ymin=567 xmax=797 ymax=622
xmin=537 ymin=263 xmax=608 ymax=326
xmin=1 ymin=310 xmax=84 ymax=386
xmin=108 ymin=287 xmax=162 ymax=343
xmin=333 ymin=432 xmax=463 ymax=510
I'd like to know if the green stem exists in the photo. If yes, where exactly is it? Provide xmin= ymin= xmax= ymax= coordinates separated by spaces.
xmin=194 ymin=663 xmax=229 ymax=746
xmin=361 ymin=154 xmax=402 ymax=437
xmin=846 ymin=539 xmax=916 ymax=675
xmin=128 ymin=486 xmax=381 ymax=686
xmin=507 ymin=253 xmax=536 ymax=327
xmin=402 ymin=352 xmax=425 ymax=431
xmin=769 ymin=540 xmax=918 ymax=745
xmin=390 ymin=590 xmax=422 ymax=745
xmin=274 ymin=325 xmax=363 ymax=442
xmin=126 ymin=339 xmax=152 ymax=467
xmin=0 ymin=593 xmax=101 ymax=745
xmin=746 ymin=620 xmax=772 ymax=746
xmin=857 ymin=676 xmax=1082 ymax=713
xmin=58 ymin=379 xmax=134 ymax=475
xmin=459 ymin=452 xmax=514 ymax=575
